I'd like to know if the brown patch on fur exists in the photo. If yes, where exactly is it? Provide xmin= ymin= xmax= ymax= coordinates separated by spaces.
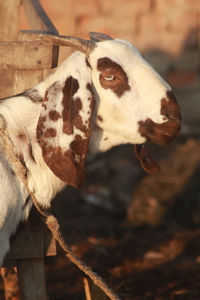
xmin=44 ymin=128 xmax=57 ymax=138
xmin=86 ymin=83 xmax=93 ymax=95
xmin=138 ymin=91 xmax=181 ymax=146
xmin=18 ymin=133 xmax=26 ymax=140
xmin=62 ymin=76 xmax=79 ymax=135
xmin=37 ymin=116 xmax=46 ymax=140
xmin=97 ymin=57 xmax=131 ymax=97
xmin=70 ymin=134 xmax=89 ymax=166
xmin=37 ymin=76 xmax=95 ymax=188
xmin=70 ymin=135 xmax=83 ymax=156
xmin=43 ymin=90 xmax=49 ymax=102
xmin=28 ymin=144 xmax=36 ymax=163
xmin=68 ymin=92 xmax=94 ymax=176
xmin=161 ymin=91 xmax=181 ymax=121
xmin=64 ymin=149 xmax=74 ymax=161
xmin=40 ymin=144 xmax=84 ymax=187
xmin=71 ymin=98 xmax=86 ymax=132
xmin=97 ymin=115 xmax=103 ymax=122
xmin=49 ymin=110 xmax=61 ymax=121
xmin=62 ymin=77 xmax=94 ymax=135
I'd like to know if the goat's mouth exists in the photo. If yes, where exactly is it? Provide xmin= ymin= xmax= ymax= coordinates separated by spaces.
xmin=134 ymin=143 xmax=160 ymax=174
xmin=135 ymin=117 xmax=181 ymax=174
xmin=135 ymin=90 xmax=181 ymax=174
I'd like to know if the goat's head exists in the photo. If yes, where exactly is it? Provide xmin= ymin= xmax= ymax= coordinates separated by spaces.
xmin=37 ymin=33 xmax=181 ymax=187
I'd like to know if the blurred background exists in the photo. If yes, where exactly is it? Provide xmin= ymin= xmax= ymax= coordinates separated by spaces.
xmin=1 ymin=0 xmax=200 ymax=299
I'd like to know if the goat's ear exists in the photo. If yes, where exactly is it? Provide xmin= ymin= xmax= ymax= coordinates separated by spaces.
xmin=36 ymin=60 xmax=94 ymax=188
xmin=89 ymin=32 xmax=113 ymax=42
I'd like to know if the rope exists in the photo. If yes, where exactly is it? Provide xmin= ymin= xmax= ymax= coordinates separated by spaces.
xmin=0 ymin=123 xmax=121 ymax=300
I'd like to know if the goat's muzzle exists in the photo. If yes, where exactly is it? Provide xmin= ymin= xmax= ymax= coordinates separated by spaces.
xmin=138 ymin=91 xmax=181 ymax=146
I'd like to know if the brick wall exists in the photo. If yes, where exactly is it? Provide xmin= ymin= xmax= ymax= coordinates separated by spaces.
xmin=20 ymin=0 xmax=200 ymax=56
xmin=19 ymin=0 xmax=200 ymax=134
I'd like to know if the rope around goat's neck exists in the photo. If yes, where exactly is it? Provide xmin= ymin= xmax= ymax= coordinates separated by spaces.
xmin=0 ymin=125 xmax=121 ymax=300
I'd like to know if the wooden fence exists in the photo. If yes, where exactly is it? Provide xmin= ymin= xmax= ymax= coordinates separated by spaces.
xmin=0 ymin=1 xmax=58 ymax=299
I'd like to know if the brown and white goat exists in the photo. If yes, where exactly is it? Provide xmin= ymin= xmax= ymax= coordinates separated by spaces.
xmin=0 ymin=33 xmax=181 ymax=266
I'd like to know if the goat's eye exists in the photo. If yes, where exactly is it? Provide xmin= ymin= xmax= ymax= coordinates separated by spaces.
xmin=104 ymin=75 xmax=115 ymax=81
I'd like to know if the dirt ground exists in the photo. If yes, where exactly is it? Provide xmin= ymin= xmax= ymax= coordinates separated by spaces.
xmin=42 ymin=137 xmax=200 ymax=300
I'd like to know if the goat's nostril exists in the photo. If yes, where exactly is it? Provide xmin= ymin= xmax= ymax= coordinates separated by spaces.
xmin=161 ymin=91 xmax=181 ymax=123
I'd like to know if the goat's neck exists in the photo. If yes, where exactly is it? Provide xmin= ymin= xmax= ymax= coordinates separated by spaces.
xmin=89 ymin=123 xmax=133 ymax=156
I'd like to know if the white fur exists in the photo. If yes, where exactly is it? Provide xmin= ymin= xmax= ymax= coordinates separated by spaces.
xmin=0 ymin=39 xmax=172 ymax=266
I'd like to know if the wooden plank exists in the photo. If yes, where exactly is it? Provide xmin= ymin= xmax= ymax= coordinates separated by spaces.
xmin=4 ymin=211 xmax=57 ymax=263
xmin=0 ymin=41 xmax=55 ymax=70
xmin=0 ymin=0 xmax=21 ymax=41
xmin=5 ymin=221 xmax=44 ymax=260
xmin=18 ymin=258 xmax=48 ymax=300
xmin=0 ymin=71 xmax=15 ymax=98
xmin=1 ymin=259 xmax=17 ymax=268
xmin=22 ymin=0 xmax=58 ymax=34
xmin=14 ymin=70 xmax=43 ymax=93
xmin=19 ymin=31 xmax=59 ymax=68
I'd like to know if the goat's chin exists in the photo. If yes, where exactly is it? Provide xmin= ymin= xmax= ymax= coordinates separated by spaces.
xmin=147 ymin=133 xmax=178 ymax=146
xmin=134 ymin=122 xmax=180 ymax=174
xmin=134 ymin=128 xmax=180 ymax=174
xmin=138 ymin=118 xmax=181 ymax=147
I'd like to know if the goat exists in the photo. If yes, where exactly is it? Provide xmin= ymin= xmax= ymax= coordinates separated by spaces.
xmin=0 ymin=32 xmax=181 ymax=266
